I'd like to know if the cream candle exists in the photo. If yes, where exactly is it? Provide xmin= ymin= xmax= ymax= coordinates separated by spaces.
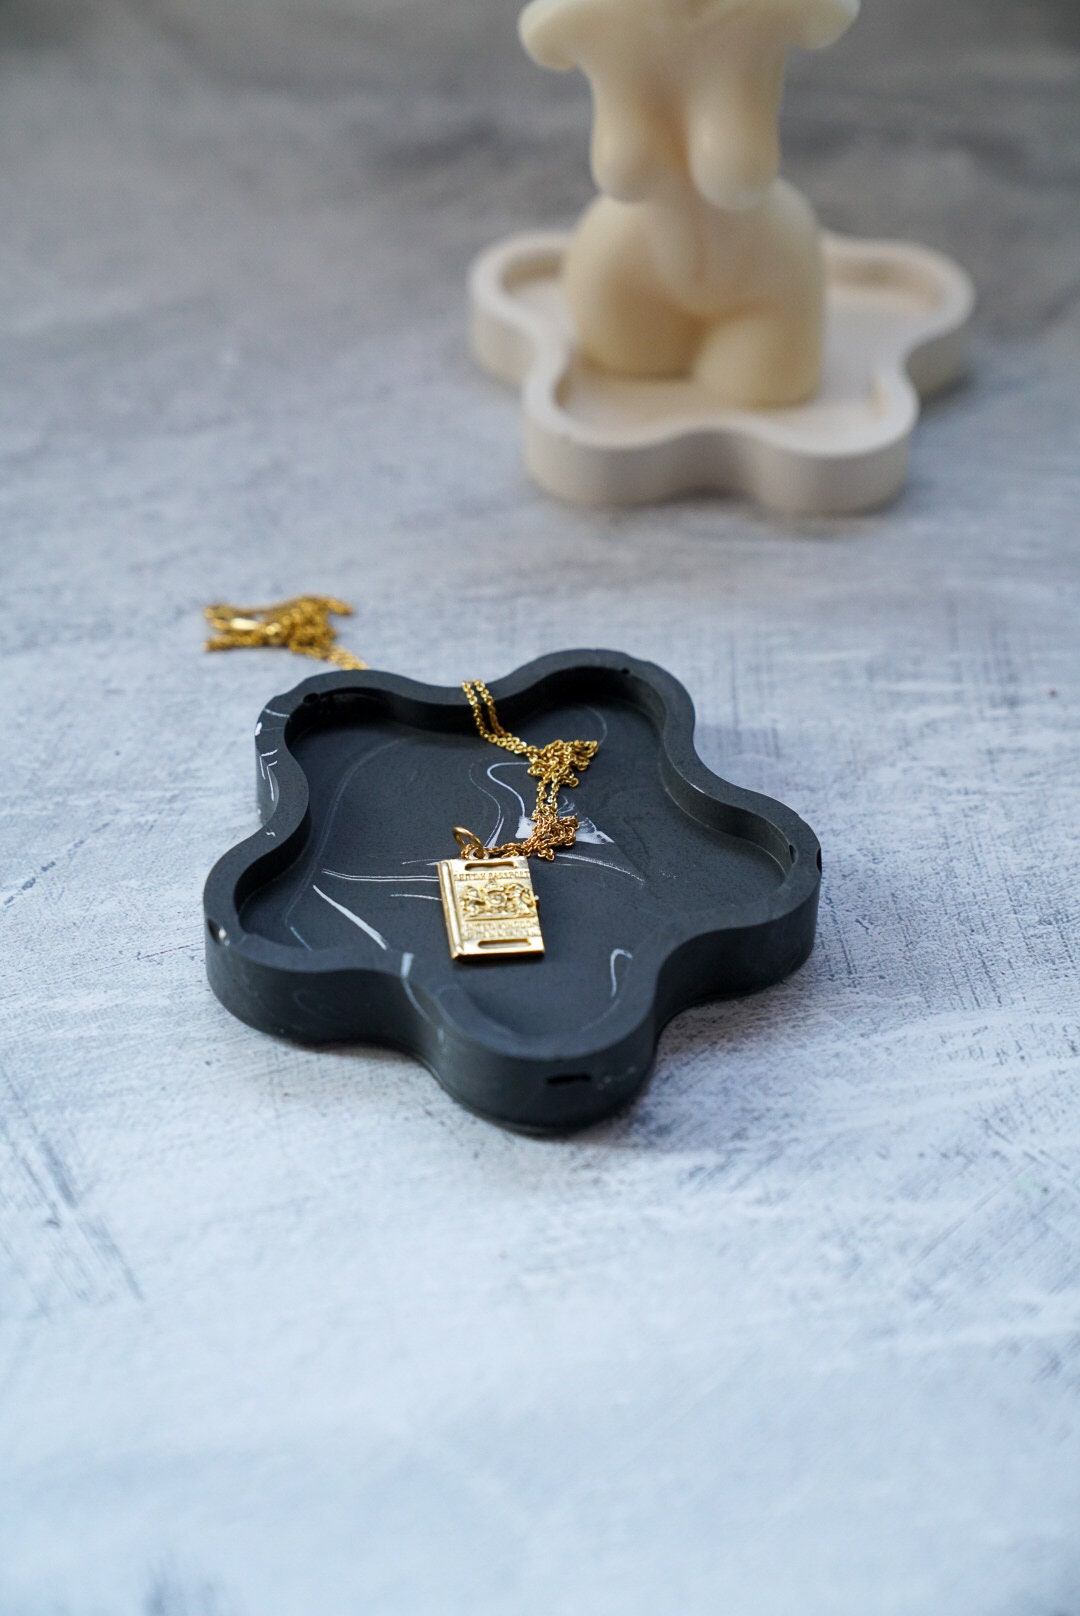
xmin=519 ymin=0 xmax=860 ymax=406
xmin=469 ymin=0 xmax=973 ymax=512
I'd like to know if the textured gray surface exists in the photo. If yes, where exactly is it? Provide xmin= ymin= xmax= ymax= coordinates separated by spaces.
xmin=2 ymin=1 xmax=1079 ymax=1612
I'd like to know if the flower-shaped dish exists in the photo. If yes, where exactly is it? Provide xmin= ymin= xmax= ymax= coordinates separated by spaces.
xmin=204 ymin=650 xmax=821 ymax=1132
xmin=470 ymin=231 xmax=974 ymax=514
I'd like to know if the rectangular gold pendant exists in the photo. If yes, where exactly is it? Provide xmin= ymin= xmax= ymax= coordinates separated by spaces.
xmin=437 ymin=855 xmax=544 ymax=960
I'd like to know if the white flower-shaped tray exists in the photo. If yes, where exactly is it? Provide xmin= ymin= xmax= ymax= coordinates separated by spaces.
xmin=470 ymin=230 xmax=975 ymax=515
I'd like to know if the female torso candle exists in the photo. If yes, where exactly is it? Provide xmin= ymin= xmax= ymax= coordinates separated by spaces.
xmin=520 ymin=0 xmax=860 ymax=406
xmin=469 ymin=0 xmax=973 ymax=513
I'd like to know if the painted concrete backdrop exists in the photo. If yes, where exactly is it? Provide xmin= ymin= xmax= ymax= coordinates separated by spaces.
xmin=2 ymin=1 xmax=1079 ymax=1611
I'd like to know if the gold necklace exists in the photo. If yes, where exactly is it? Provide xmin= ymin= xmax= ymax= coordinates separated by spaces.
xmin=204 ymin=596 xmax=598 ymax=960
xmin=205 ymin=595 xmax=369 ymax=671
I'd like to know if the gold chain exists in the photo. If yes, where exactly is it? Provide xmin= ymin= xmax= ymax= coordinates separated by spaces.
xmin=204 ymin=596 xmax=368 ymax=670
xmin=202 ymin=597 xmax=597 ymax=862
xmin=453 ymin=680 xmax=597 ymax=862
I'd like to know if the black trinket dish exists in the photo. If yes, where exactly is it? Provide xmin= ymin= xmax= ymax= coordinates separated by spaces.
xmin=204 ymin=650 xmax=821 ymax=1132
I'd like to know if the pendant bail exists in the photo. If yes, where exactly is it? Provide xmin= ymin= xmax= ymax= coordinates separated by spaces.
xmin=452 ymin=825 xmax=485 ymax=858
